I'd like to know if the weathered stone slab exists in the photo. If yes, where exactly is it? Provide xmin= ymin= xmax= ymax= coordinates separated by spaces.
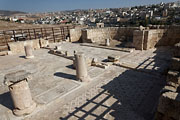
xmin=35 ymin=81 xmax=79 ymax=104
xmin=4 ymin=70 xmax=31 ymax=85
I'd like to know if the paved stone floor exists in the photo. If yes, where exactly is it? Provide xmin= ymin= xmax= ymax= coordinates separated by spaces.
xmin=0 ymin=42 xmax=173 ymax=120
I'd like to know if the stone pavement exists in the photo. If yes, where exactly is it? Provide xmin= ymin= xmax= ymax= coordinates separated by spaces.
xmin=0 ymin=42 xmax=173 ymax=120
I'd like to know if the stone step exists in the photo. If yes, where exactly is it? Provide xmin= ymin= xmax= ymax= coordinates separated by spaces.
xmin=174 ymin=42 xmax=180 ymax=57
xmin=167 ymin=70 xmax=180 ymax=85
xmin=156 ymin=91 xmax=180 ymax=120
xmin=171 ymin=57 xmax=180 ymax=71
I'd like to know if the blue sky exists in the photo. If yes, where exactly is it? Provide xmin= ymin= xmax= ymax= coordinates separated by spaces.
xmin=0 ymin=0 xmax=177 ymax=13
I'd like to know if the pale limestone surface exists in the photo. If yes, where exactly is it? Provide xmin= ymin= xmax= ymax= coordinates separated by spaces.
xmin=0 ymin=42 xmax=173 ymax=120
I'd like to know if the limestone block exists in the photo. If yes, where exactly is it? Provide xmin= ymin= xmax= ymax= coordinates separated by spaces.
xmin=108 ymin=55 xmax=120 ymax=62
xmin=174 ymin=43 xmax=180 ymax=57
xmin=40 ymin=39 xmax=49 ymax=48
xmin=8 ymin=40 xmax=40 ymax=54
xmin=70 ymin=29 xmax=82 ymax=42
xmin=133 ymin=30 xmax=144 ymax=50
xmin=157 ymin=92 xmax=180 ymax=120
xmin=171 ymin=57 xmax=180 ymax=71
xmin=167 ymin=81 xmax=180 ymax=89
xmin=161 ymin=85 xmax=177 ymax=94
xmin=167 ymin=70 xmax=180 ymax=85
xmin=8 ymin=41 xmax=25 ymax=53
xmin=24 ymin=40 xmax=40 ymax=50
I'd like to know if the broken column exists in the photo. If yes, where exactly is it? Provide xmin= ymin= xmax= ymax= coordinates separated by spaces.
xmin=72 ymin=51 xmax=77 ymax=69
xmin=105 ymin=39 xmax=110 ymax=46
xmin=4 ymin=70 xmax=36 ymax=116
xmin=75 ymin=52 xmax=91 ymax=82
xmin=24 ymin=45 xmax=34 ymax=59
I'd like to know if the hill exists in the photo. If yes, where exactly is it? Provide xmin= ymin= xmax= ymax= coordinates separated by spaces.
xmin=0 ymin=10 xmax=26 ymax=16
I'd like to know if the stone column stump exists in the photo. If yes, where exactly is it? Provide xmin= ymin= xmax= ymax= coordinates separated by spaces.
xmin=75 ymin=52 xmax=91 ymax=82
xmin=105 ymin=39 xmax=110 ymax=46
xmin=4 ymin=70 xmax=36 ymax=116
xmin=24 ymin=45 xmax=34 ymax=59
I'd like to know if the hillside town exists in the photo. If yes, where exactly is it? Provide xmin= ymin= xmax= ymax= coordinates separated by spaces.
xmin=0 ymin=1 xmax=180 ymax=27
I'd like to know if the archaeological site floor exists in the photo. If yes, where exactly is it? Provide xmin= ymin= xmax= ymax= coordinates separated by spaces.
xmin=0 ymin=42 xmax=173 ymax=120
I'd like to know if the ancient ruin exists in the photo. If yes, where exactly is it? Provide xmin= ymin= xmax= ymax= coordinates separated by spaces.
xmin=0 ymin=25 xmax=180 ymax=120
xmin=4 ymin=70 xmax=36 ymax=116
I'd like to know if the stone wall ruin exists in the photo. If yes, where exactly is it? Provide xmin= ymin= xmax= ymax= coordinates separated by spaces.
xmin=70 ymin=26 xmax=180 ymax=50
xmin=134 ymin=26 xmax=180 ymax=50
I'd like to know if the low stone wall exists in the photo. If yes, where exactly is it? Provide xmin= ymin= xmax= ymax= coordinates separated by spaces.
xmin=82 ymin=27 xmax=139 ymax=44
xmin=70 ymin=26 xmax=180 ymax=50
xmin=8 ymin=39 xmax=49 ymax=54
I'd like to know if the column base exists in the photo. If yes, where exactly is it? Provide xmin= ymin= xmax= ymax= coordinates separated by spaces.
xmin=13 ymin=101 xmax=36 ymax=116
xmin=78 ymin=75 xmax=91 ymax=82
xmin=25 ymin=55 xmax=34 ymax=59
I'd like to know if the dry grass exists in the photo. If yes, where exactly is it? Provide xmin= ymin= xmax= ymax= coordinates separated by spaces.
xmin=0 ymin=20 xmax=68 ymax=30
